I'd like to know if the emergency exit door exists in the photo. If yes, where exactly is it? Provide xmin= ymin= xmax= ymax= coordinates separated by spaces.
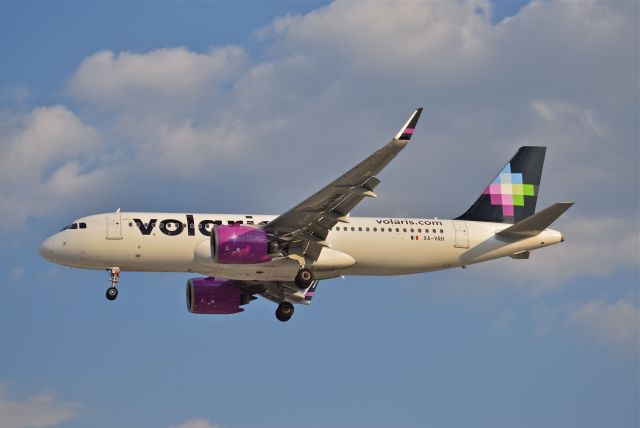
xmin=453 ymin=221 xmax=469 ymax=249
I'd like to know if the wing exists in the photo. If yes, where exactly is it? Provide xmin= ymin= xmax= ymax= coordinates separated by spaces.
xmin=265 ymin=108 xmax=423 ymax=260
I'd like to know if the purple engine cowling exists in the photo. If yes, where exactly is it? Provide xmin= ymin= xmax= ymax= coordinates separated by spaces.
xmin=186 ymin=277 xmax=244 ymax=314
xmin=211 ymin=224 xmax=272 ymax=264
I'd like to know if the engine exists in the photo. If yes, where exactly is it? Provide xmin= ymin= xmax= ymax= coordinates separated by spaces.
xmin=186 ymin=277 xmax=250 ymax=314
xmin=211 ymin=224 xmax=272 ymax=264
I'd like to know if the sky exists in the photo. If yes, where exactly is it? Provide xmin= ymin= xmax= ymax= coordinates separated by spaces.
xmin=0 ymin=1 xmax=638 ymax=427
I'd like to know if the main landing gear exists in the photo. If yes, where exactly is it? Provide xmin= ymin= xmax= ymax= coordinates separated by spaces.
xmin=275 ymin=302 xmax=294 ymax=322
xmin=106 ymin=267 xmax=120 ymax=301
xmin=295 ymin=268 xmax=313 ymax=290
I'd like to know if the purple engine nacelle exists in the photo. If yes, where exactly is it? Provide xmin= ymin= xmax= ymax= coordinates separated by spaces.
xmin=186 ymin=277 xmax=245 ymax=314
xmin=211 ymin=224 xmax=272 ymax=264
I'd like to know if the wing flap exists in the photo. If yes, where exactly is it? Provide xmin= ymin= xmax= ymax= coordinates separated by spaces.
xmin=257 ymin=280 xmax=319 ymax=305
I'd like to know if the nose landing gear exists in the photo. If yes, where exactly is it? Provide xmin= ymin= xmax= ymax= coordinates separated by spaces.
xmin=106 ymin=267 xmax=120 ymax=301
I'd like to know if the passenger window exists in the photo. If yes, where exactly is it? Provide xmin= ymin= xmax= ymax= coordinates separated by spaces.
xmin=432 ymin=229 xmax=436 ymax=233
xmin=388 ymin=228 xmax=392 ymax=232
xmin=358 ymin=227 xmax=362 ymax=231
xmin=396 ymin=228 xmax=399 ymax=232
xmin=351 ymin=227 xmax=355 ymax=231
xmin=403 ymin=228 xmax=407 ymax=232
xmin=373 ymin=228 xmax=377 ymax=232
xmin=410 ymin=228 xmax=414 ymax=233
xmin=440 ymin=229 xmax=444 ymax=233
xmin=417 ymin=228 xmax=421 ymax=233
xmin=366 ymin=227 xmax=370 ymax=232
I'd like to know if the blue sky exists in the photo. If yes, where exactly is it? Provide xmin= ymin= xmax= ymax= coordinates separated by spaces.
xmin=0 ymin=2 xmax=638 ymax=428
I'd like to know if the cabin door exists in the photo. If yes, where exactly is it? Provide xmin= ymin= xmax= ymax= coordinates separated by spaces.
xmin=453 ymin=221 xmax=469 ymax=249
xmin=106 ymin=213 xmax=123 ymax=240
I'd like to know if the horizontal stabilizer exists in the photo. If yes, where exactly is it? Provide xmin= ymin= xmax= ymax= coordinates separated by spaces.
xmin=496 ymin=202 xmax=574 ymax=239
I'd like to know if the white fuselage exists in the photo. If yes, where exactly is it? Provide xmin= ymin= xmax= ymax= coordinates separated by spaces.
xmin=40 ymin=212 xmax=563 ymax=281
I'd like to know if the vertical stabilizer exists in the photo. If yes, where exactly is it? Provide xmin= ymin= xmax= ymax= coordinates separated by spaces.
xmin=456 ymin=146 xmax=546 ymax=224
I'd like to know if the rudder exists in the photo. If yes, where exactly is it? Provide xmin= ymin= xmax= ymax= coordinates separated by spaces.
xmin=456 ymin=146 xmax=546 ymax=224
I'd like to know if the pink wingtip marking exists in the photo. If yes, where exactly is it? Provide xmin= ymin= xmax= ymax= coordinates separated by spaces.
xmin=305 ymin=292 xmax=315 ymax=297
xmin=404 ymin=128 xmax=414 ymax=134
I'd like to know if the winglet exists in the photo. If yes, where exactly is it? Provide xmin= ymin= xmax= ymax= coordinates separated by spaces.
xmin=394 ymin=108 xmax=423 ymax=141
xmin=496 ymin=202 xmax=574 ymax=239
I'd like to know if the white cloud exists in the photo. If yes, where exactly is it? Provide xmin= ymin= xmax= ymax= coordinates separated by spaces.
xmin=261 ymin=0 xmax=498 ymax=77
xmin=532 ymin=99 xmax=606 ymax=137
xmin=0 ymin=386 xmax=80 ymax=428
xmin=471 ymin=216 xmax=639 ymax=288
xmin=170 ymin=418 xmax=221 ymax=428
xmin=67 ymin=46 xmax=247 ymax=113
xmin=0 ymin=105 xmax=112 ymax=228
xmin=567 ymin=298 xmax=639 ymax=355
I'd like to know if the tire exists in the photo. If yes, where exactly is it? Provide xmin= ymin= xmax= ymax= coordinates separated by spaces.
xmin=106 ymin=287 xmax=118 ymax=301
xmin=275 ymin=302 xmax=294 ymax=322
xmin=295 ymin=268 xmax=313 ymax=289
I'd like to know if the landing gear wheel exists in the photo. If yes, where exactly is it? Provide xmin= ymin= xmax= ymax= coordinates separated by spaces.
xmin=106 ymin=287 xmax=118 ymax=301
xmin=275 ymin=302 xmax=294 ymax=322
xmin=105 ymin=267 xmax=121 ymax=301
xmin=295 ymin=268 xmax=313 ymax=290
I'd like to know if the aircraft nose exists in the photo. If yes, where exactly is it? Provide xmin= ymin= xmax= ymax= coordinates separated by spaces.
xmin=39 ymin=236 xmax=55 ymax=259
xmin=39 ymin=234 xmax=64 ymax=261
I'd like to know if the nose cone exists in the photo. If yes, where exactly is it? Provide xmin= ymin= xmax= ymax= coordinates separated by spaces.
xmin=39 ymin=235 xmax=56 ymax=261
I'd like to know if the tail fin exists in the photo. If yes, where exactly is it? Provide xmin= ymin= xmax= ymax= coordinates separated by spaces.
xmin=457 ymin=146 xmax=546 ymax=224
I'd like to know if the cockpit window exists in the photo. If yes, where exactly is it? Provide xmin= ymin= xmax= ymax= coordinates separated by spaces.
xmin=60 ymin=221 xmax=87 ymax=231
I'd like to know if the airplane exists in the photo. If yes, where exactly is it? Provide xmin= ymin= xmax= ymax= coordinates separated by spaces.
xmin=39 ymin=108 xmax=573 ymax=322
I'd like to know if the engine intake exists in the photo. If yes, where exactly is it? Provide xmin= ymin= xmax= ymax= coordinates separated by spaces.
xmin=186 ymin=277 xmax=245 ymax=314
xmin=211 ymin=224 xmax=272 ymax=264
